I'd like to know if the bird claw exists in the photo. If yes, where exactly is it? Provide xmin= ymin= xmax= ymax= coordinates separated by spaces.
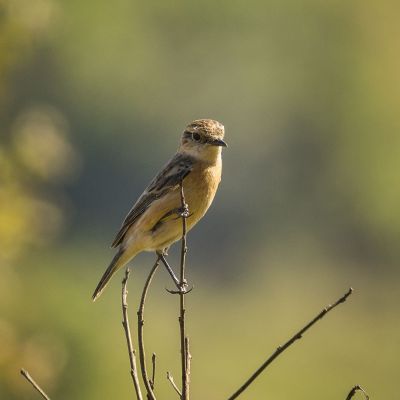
xmin=166 ymin=283 xmax=194 ymax=295
xmin=180 ymin=203 xmax=190 ymax=218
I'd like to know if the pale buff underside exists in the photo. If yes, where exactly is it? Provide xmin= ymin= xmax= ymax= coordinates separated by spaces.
xmin=118 ymin=157 xmax=222 ymax=265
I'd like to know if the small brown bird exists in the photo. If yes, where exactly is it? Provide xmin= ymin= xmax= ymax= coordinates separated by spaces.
xmin=92 ymin=119 xmax=227 ymax=300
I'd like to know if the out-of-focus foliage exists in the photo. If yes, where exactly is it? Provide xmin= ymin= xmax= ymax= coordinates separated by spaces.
xmin=0 ymin=0 xmax=399 ymax=399
xmin=0 ymin=105 xmax=79 ymax=262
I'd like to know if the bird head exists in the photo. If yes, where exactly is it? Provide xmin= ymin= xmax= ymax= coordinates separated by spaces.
xmin=179 ymin=119 xmax=227 ymax=162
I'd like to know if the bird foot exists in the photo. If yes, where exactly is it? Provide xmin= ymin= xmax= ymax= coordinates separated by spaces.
xmin=166 ymin=282 xmax=194 ymax=295
xmin=180 ymin=203 xmax=190 ymax=218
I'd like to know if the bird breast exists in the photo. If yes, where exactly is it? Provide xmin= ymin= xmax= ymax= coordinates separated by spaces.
xmin=123 ymin=157 xmax=222 ymax=251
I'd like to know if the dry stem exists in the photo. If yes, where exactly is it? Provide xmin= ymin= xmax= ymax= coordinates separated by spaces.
xmin=137 ymin=257 xmax=160 ymax=400
xmin=122 ymin=268 xmax=143 ymax=400
xmin=346 ymin=385 xmax=369 ymax=400
xmin=167 ymin=371 xmax=183 ymax=397
xmin=179 ymin=182 xmax=190 ymax=400
xmin=150 ymin=353 xmax=156 ymax=390
xmin=20 ymin=369 xmax=51 ymax=400
xmin=227 ymin=288 xmax=354 ymax=400
xmin=185 ymin=337 xmax=191 ymax=385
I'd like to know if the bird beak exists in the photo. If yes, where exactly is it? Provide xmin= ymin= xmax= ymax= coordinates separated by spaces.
xmin=211 ymin=138 xmax=228 ymax=147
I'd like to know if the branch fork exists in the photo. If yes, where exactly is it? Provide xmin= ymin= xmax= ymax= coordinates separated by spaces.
xmin=21 ymin=182 xmax=363 ymax=400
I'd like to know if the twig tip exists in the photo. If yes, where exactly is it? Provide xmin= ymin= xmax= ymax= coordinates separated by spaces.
xmin=20 ymin=368 xmax=51 ymax=400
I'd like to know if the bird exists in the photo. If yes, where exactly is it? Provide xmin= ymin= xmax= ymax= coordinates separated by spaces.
xmin=92 ymin=119 xmax=227 ymax=301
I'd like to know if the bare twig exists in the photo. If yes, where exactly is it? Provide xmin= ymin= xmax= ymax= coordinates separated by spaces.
xmin=167 ymin=371 xmax=182 ymax=397
xmin=227 ymin=288 xmax=354 ymax=400
xmin=185 ymin=337 xmax=191 ymax=383
xmin=137 ymin=257 xmax=160 ymax=400
xmin=149 ymin=353 xmax=156 ymax=390
xmin=346 ymin=385 xmax=370 ymax=400
xmin=122 ymin=268 xmax=143 ymax=400
xmin=179 ymin=182 xmax=190 ymax=400
xmin=20 ymin=369 xmax=51 ymax=400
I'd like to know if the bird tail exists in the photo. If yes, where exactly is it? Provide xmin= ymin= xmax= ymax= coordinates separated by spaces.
xmin=92 ymin=249 xmax=136 ymax=301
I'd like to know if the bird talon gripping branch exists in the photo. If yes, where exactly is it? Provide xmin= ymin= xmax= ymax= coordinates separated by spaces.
xmin=166 ymin=284 xmax=194 ymax=295
xmin=180 ymin=204 xmax=190 ymax=218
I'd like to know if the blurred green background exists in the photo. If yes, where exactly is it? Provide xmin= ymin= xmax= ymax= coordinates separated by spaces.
xmin=1 ymin=0 xmax=399 ymax=399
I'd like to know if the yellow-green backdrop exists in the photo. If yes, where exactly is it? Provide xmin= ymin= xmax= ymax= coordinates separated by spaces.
xmin=1 ymin=1 xmax=399 ymax=398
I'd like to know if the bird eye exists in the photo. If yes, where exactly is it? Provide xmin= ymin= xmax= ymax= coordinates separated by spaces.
xmin=192 ymin=132 xmax=201 ymax=142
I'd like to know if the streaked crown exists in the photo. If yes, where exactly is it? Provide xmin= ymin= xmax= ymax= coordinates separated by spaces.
xmin=185 ymin=119 xmax=224 ymax=138
xmin=181 ymin=119 xmax=226 ymax=148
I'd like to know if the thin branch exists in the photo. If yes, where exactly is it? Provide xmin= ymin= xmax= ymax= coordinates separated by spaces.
xmin=167 ymin=372 xmax=182 ymax=397
xmin=137 ymin=257 xmax=160 ymax=400
xmin=185 ymin=337 xmax=191 ymax=383
xmin=179 ymin=182 xmax=190 ymax=400
xmin=20 ymin=369 xmax=51 ymax=400
xmin=346 ymin=385 xmax=370 ymax=400
xmin=122 ymin=268 xmax=143 ymax=400
xmin=227 ymin=287 xmax=354 ymax=400
xmin=149 ymin=353 xmax=156 ymax=390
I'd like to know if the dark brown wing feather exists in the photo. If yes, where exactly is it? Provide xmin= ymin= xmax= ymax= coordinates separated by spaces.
xmin=111 ymin=153 xmax=194 ymax=247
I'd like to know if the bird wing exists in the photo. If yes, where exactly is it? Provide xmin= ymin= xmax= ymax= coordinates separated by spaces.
xmin=111 ymin=153 xmax=194 ymax=247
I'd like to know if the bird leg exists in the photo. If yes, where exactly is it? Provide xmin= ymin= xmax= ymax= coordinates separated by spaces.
xmin=157 ymin=252 xmax=192 ymax=294
xmin=157 ymin=252 xmax=181 ymax=290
